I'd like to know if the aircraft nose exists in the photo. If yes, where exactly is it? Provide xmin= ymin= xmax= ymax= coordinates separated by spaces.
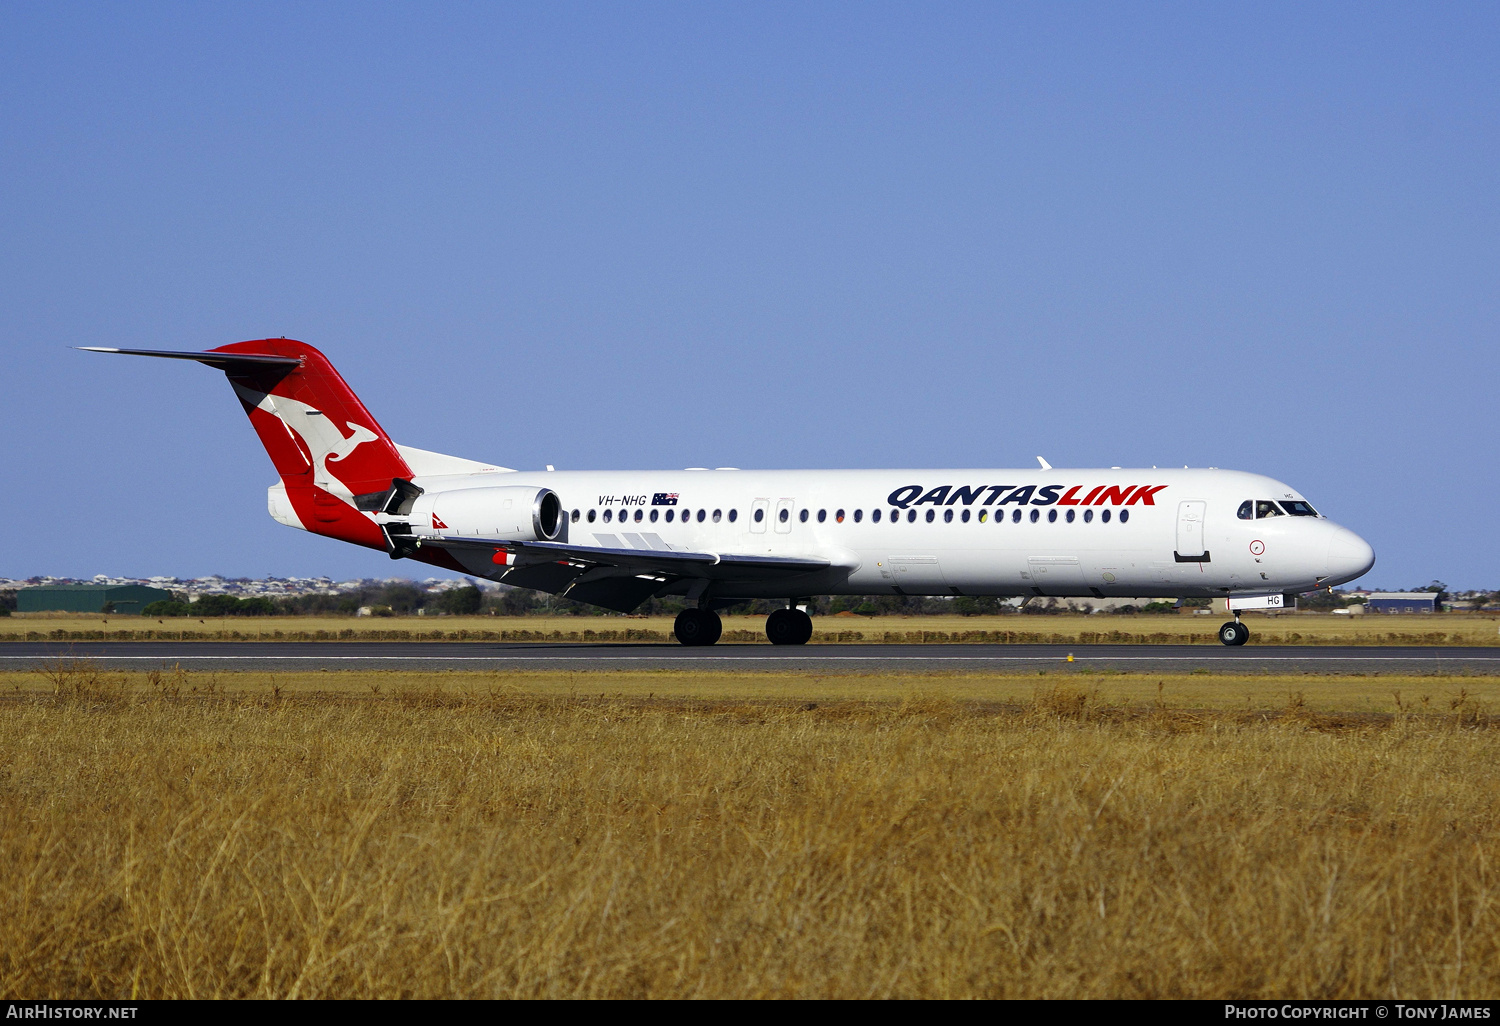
xmin=1325 ymin=524 xmax=1375 ymax=585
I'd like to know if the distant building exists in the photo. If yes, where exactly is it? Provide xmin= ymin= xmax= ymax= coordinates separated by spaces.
xmin=18 ymin=584 xmax=172 ymax=615
xmin=1365 ymin=592 xmax=1438 ymax=614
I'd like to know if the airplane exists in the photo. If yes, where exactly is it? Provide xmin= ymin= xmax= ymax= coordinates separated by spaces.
xmin=82 ymin=339 xmax=1375 ymax=646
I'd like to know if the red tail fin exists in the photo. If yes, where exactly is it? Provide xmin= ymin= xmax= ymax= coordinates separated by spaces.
xmin=210 ymin=339 xmax=412 ymax=550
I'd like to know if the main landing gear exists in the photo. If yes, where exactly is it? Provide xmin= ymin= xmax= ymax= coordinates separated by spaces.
xmin=674 ymin=608 xmax=723 ymax=647
xmin=673 ymin=605 xmax=814 ymax=646
xmin=1218 ymin=619 xmax=1250 ymax=646
xmin=766 ymin=607 xmax=813 ymax=646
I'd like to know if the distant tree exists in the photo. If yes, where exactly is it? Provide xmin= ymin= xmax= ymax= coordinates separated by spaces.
xmin=1141 ymin=601 xmax=1177 ymax=614
xmin=1415 ymin=580 xmax=1451 ymax=607
xmin=952 ymin=596 xmax=1001 ymax=616
xmin=375 ymin=582 xmax=424 ymax=614
xmin=0 ymin=591 xmax=15 ymax=614
xmin=236 ymin=597 xmax=275 ymax=616
xmin=486 ymin=587 xmax=540 ymax=616
xmin=438 ymin=584 xmax=483 ymax=616
xmin=142 ymin=600 xmax=191 ymax=617
xmin=193 ymin=594 xmax=241 ymax=617
xmin=99 ymin=601 xmax=115 ymax=614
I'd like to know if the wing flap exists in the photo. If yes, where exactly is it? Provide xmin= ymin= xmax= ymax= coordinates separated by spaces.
xmin=418 ymin=535 xmax=831 ymax=582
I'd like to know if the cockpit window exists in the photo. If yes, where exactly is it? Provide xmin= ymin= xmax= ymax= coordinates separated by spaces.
xmin=1281 ymin=500 xmax=1319 ymax=517
xmin=1237 ymin=501 xmax=1253 ymax=520
xmin=1255 ymin=500 xmax=1285 ymax=519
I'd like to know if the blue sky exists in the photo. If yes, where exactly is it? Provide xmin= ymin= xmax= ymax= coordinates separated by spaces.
xmin=3 ymin=3 xmax=1496 ymax=588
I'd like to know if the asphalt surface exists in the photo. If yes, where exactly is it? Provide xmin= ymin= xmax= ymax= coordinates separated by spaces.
xmin=3 ymin=641 xmax=1499 ymax=674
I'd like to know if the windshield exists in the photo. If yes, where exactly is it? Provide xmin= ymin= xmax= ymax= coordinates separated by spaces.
xmin=1280 ymin=500 xmax=1319 ymax=517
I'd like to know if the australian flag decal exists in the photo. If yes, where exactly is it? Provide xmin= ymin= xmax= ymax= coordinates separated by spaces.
xmin=652 ymin=493 xmax=679 ymax=506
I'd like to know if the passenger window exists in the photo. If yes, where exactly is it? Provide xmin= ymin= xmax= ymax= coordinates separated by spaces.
xmin=854 ymin=509 xmax=863 ymax=523
xmin=570 ymin=509 xmax=579 ymax=523
xmin=603 ymin=509 xmax=613 ymax=523
xmin=713 ymin=509 xmax=722 ymax=523
xmin=1047 ymin=509 xmax=1057 ymax=522
xmin=777 ymin=508 xmax=788 ymax=523
xmin=664 ymin=509 xmax=673 ymax=522
xmin=926 ymin=509 xmax=936 ymax=523
xmin=836 ymin=509 xmax=845 ymax=523
xmin=697 ymin=509 xmax=706 ymax=522
xmin=961 ymin=509 xmax=970 ymax=523
xmin=799 ymin=508 xmax=809 ymax=523
xmin=1029 ymin=509 xmax=1039 ymax=523
xmin=872 ymin=509 xmax=881 ymax=523
xmin=1237 ymin=500 xmax=1253 ymax=520
xmin=634 ymin=509 xmax=644 ymax=522
xmin=650 ymin=509 xmax=659 ymax=523
xmin=1083 ymin=509 xmax=1093 ymax=523
xmin=978 ymin=510 xmax=988 ymax=523
xmin=1012 ymin=509 xmax=1022 ymax=523
xmin=1101 ymin=509 xmax=1111 ymax=523
xmin=754 ymin=508 xmax=765 ymax=523
xmin=1255 ymin=500 xmax=1284 ymax=519
xmin=587 ymin=509 xmax=597 ymax=523
xmin=1066 ymin=509 xmax=1075 ymax=523
xmin=1120 ymin=510 xmax=1129 ymax=523
xmin=728 ymin=509 xmax=737 ymax=522
xmin=907 ymin=509 xmax=916 ymax=523
xmin=817 ymin=509 xmax=826 ymax=523
xmin=1282 ymin=500 xmax=1319 ymax=517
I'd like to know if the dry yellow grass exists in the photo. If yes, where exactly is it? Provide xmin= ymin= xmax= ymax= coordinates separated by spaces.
xmin=6 ymin=611 xmax=1499 ymax=645
xmin=4 ymin=663 xmax=1500 ymax=998
xmin=4 ymin=667 xmax=1495 ymax=713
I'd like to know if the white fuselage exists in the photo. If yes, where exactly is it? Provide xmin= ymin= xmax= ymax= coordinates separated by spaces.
xmin=396 ymin=466 xmax=1375 ymax=601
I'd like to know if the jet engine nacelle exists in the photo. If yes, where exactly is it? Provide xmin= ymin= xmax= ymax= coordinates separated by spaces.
xmin=407 ymin=486 xmax=563 ymax=542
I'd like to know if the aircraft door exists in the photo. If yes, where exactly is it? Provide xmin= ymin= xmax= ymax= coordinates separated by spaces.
xmin=750 ymin=498 xmax=770 ymax=534
xmin=1175 ymin=500 xmax=1208 ymax=561
xmin=774 ymin=498 xmax=794 ymax=534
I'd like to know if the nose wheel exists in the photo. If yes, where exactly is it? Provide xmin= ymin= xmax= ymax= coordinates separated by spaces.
xmin=1218 ymin=620 xmax=1250 ymax=646
xmin=766 ymin=607 xmax=813 ymax=645
xmin=674 ymin=608 xmax=723 ymax=646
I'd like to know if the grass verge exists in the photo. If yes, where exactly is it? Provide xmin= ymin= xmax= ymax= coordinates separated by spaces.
xmin=6 ymin=613 xmax=1500 ymax=645
xmin=3 ymin=664 xmax=1500 ymax=997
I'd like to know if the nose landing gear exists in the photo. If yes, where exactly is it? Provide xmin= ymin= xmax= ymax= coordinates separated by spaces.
xmin=766 ymin=607 xmax=813 ymax=646
xmin=674 ymin=608 xmax=723 ymax=646
xmin=1218 ymin=620 xmax=1250 ymax=646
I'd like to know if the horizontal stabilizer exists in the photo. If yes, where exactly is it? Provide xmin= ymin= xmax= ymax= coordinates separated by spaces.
xmin=78 ymin=347 xmax=302 ymax=371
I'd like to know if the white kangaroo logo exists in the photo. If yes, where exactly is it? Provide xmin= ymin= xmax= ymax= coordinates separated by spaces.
xmin=232 ymin=382 xmax=385 ymax=496
xmin=327 ymin=423 xmax=378 ymax=463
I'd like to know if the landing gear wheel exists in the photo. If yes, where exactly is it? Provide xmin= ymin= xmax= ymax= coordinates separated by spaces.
xmin=674 ymin=608 xmax=723 ymax=646
xmin=766 ymin=608 xmax=813 ymax=646
xmin=1218 ymin=621 xmax=1250 ymax=647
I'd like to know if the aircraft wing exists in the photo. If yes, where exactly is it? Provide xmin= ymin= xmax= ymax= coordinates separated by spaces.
xmin=415 ymin=535 xmax=834 ymax=612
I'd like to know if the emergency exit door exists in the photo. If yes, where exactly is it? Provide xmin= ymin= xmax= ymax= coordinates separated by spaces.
xmin=774 ymin=498 xmax=795 ymax=534
xmin=1175 ymin=500 xmax=1209 ymax=562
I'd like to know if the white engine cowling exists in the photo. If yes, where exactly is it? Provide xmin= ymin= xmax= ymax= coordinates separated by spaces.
xmin=407 ymin=486 xmax=563 ymax=542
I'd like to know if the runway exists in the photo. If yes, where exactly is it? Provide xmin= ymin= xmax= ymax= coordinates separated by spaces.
xmin=4 ymin=641 xmax=1499 ymax=674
